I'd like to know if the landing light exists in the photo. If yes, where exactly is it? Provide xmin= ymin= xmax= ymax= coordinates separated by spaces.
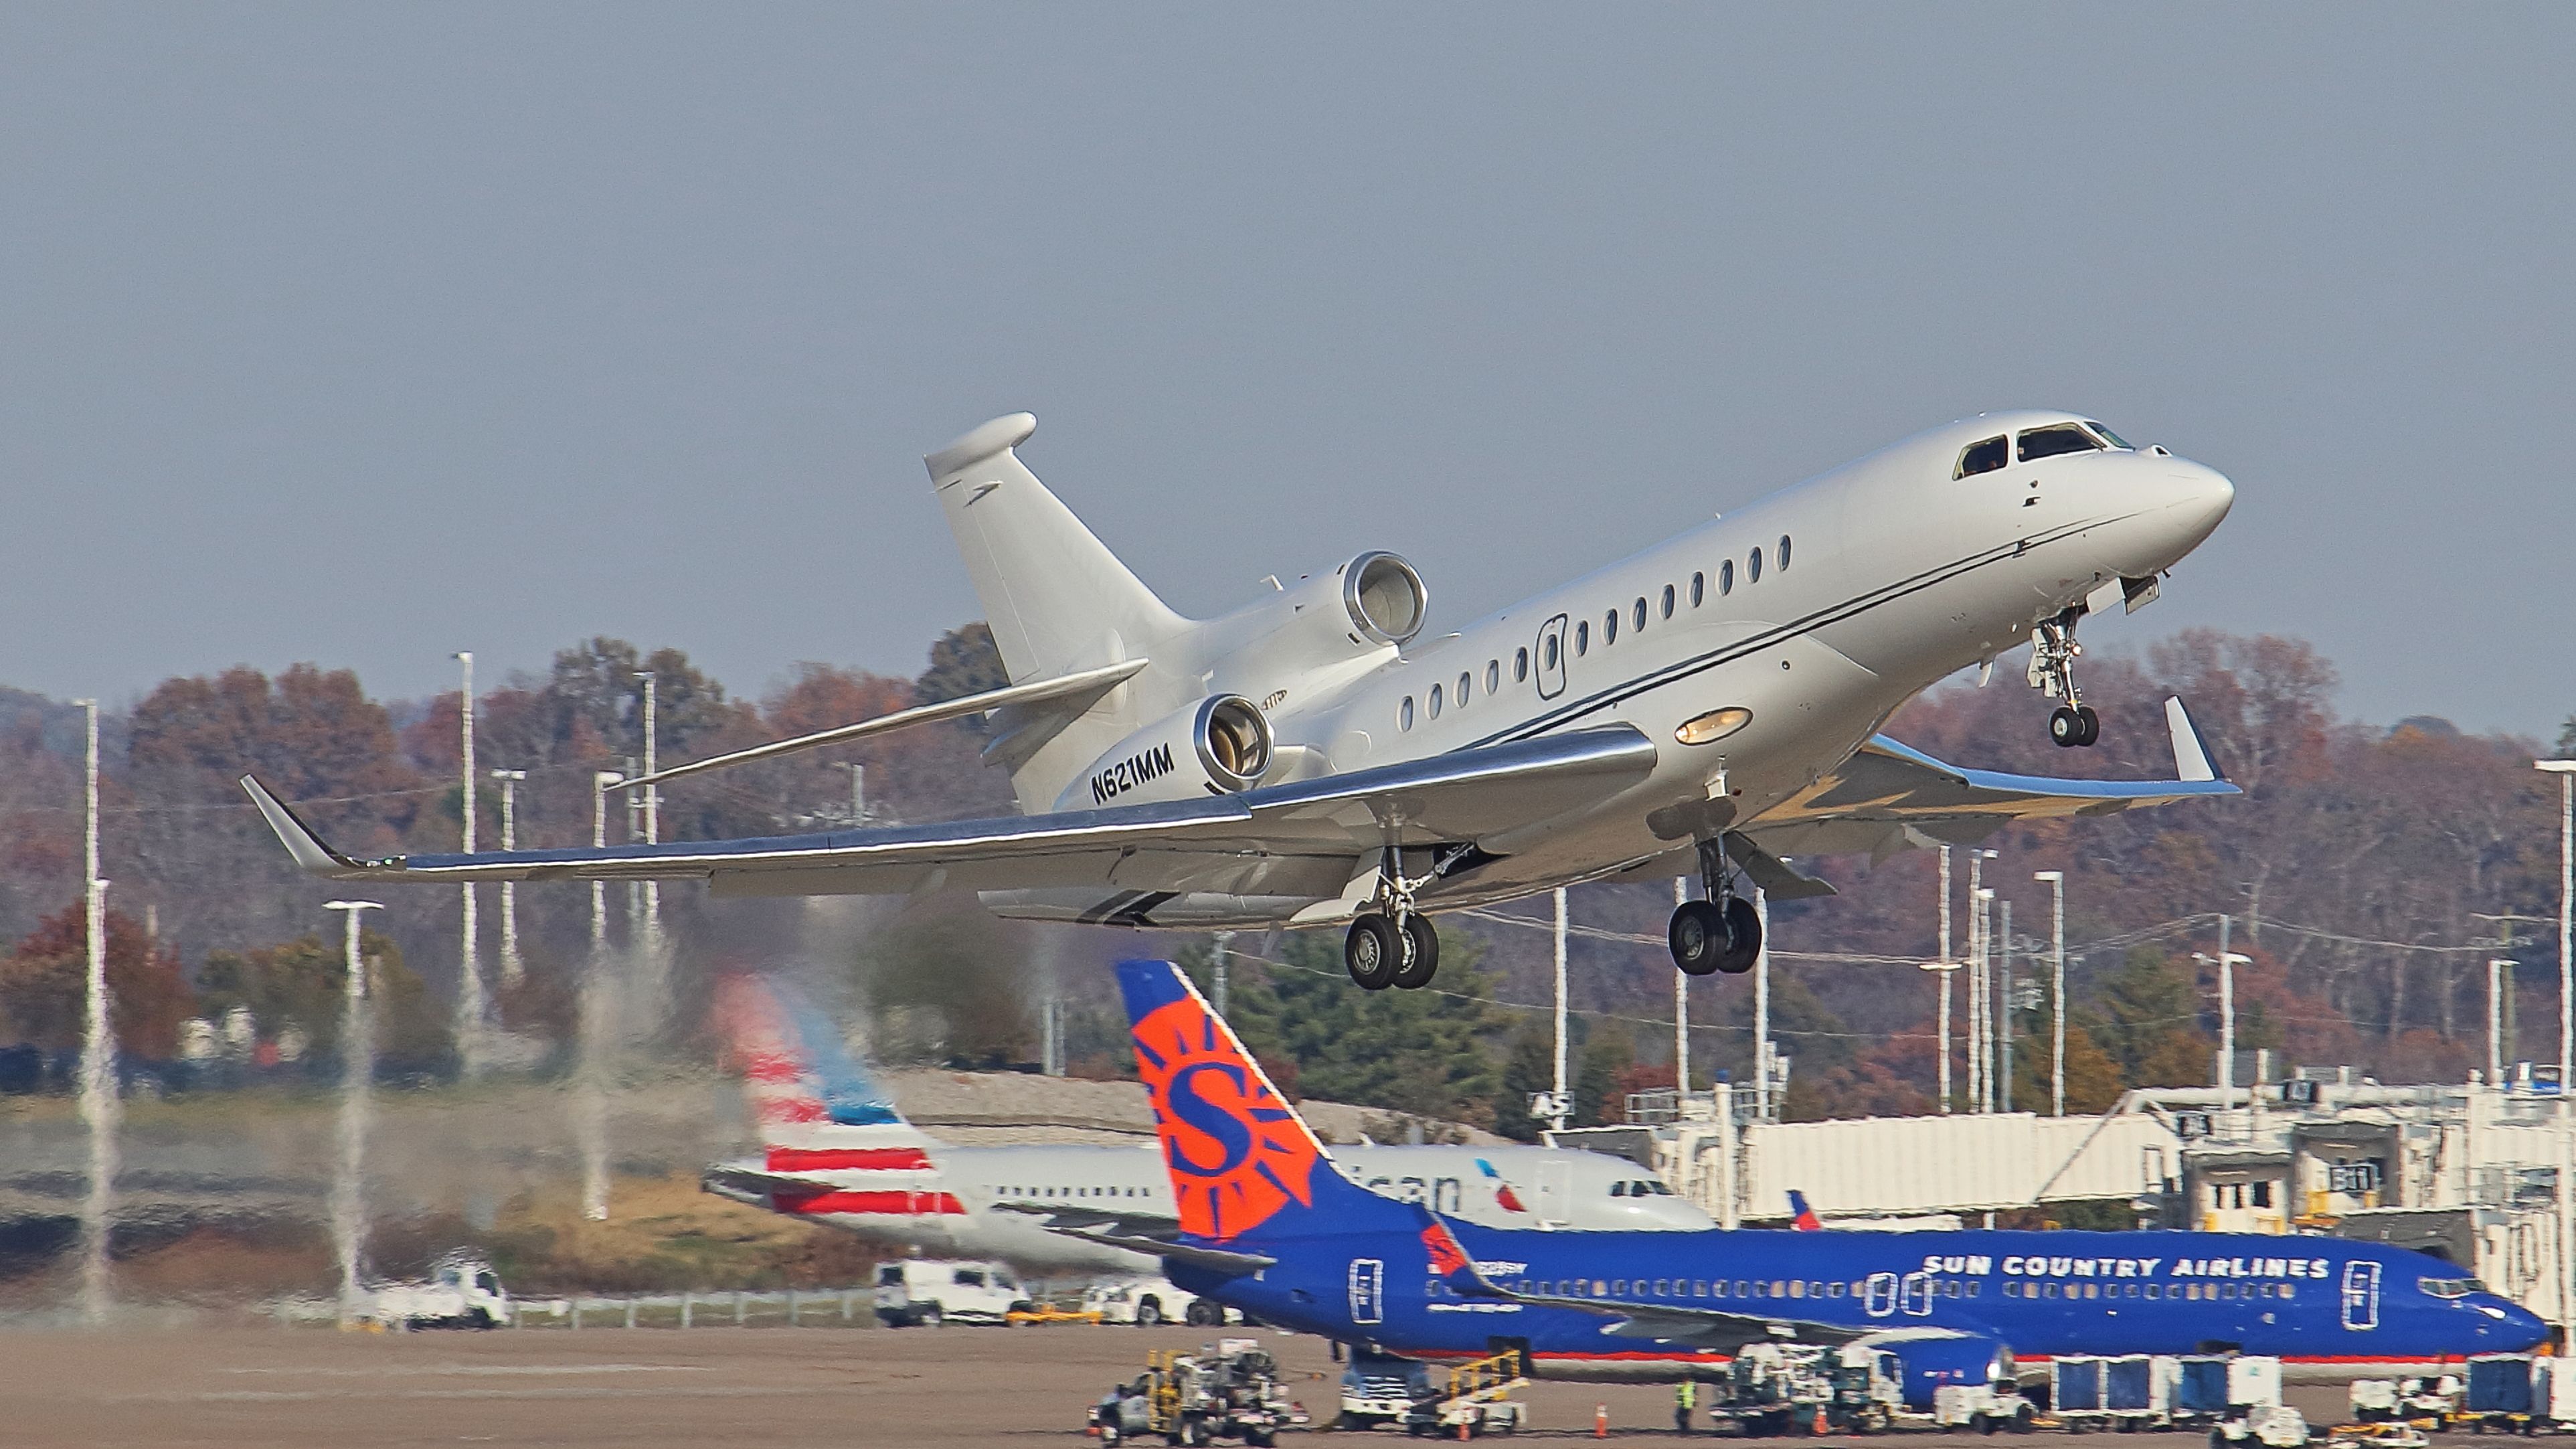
xmin=1675 ymin=707 xmax=1752 ymax=746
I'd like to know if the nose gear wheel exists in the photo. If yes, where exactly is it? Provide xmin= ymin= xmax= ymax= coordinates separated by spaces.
xmin=2028 ymin=608 xmax=2098 ymax=748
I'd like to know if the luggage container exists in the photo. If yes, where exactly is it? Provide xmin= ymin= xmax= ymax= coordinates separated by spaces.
xmin=2535 ymin=1357 xmax=2576 ymax=1426
xmin=2466 ymin=1354 xmax=2535 ymax=1420
xmin=2055 ymin=1357 xmax=2106 ymax=1416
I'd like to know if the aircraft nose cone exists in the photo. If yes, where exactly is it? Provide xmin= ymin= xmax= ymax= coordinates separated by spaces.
xmin=2163 ymin=459 xmax=2235 ymax=543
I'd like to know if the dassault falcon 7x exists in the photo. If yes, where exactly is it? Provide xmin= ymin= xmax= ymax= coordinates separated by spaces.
xmin=244 ymin=410 xmax=2238 ymax=991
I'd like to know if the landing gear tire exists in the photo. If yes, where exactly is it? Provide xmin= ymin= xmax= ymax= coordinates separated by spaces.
xmin=1392 ymin=915 xmax=1440 ymax=990
xmin=1668 ymin=900 xmax=1727 ymax=976
xmin=1345 ymin=914 xmax=1401 ymax=991
xmin=2049 ymin=704 xmax=2099 ymax=748
xmin=1717 ymin=896 xmax=1762 ymax=974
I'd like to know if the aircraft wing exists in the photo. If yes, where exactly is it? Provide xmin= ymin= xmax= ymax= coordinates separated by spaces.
xmin=991 ymin=1202 xmax=1276 ymax=1274
xmin=238 ymin=723 xmax=1660 ymax=898
xmin=1740 ymin=695 xmax=2237 ymax=861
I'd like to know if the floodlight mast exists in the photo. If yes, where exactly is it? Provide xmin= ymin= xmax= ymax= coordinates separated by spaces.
xmin=490 ymin=769 xmax=527 ymax=987
xmin=454 ymin=652 xmax=483 ymax=1078
xmin=2033 ymin=871 xmax=2066 ymax=1118
xmin=323 ymin=898 xmax=384 ymax=1324
xmin=76 ymin=699 xmax=114 ymax=1327
xmin=2542 ymin=758 xmax=2576 ymax=1391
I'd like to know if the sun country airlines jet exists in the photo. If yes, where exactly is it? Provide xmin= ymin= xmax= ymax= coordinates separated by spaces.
xmin=1062 ymin=961 xmax=2546 ymax=1399
xmin=699 ymin=976 xmax=1709 ymax=1273
xmin=245 ymin=410 xmax=2237 ymax=990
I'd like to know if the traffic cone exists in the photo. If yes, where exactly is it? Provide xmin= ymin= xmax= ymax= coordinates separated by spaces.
xmin=1594 ymin=1401 xmax=1608 ymax=1438
xmin=1813 ymin=1408 xmax=1830 ymax=1436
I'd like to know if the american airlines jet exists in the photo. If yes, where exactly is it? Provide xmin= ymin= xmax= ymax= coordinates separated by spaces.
xmin=699 ymin=977 xmax=1709 ymax=1274
xmin=245 ymin=410 xmax=2237 ymax=991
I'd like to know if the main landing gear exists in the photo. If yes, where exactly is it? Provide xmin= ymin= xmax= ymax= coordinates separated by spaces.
xmin=1668 ymin=839 xmax=1762 ymax=977
xmin=2029 ymin=608 xmax=2099 ymax=748
xmin=1344 ymin=911 xmax=1439 ymax=992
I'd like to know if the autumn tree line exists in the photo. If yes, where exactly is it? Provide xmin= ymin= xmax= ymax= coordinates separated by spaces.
xmin=1 ymin=626 xmax=2571 ymax=1135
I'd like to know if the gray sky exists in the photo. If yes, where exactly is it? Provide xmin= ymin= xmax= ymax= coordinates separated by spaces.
xmin=4 ymin=5 xmax=2570 ymax=736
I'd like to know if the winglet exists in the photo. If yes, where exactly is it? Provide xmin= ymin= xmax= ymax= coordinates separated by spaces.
xmin=2164 ymin=697 xmax=2225 ymax=784
xmin=1789 ymin=1189 xmax=1822 ymax=1231
xmin=238 ymin=775 xmax=379 ymax=878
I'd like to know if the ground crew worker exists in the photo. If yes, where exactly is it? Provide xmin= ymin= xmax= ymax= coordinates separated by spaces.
xmin=1675 ymin=1377 xmax=1697 ymax=1434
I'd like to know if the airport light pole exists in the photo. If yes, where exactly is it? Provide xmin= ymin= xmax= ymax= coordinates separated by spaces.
xmin=75 ymin=699 xmax=116 ymax=1326
xmin=1921 ymin=959 xmax=1960 ymax=1115
xmin=1674 ymin=877 xmax=1691 ymax=1095
xmin=1988 ymin=897 xmax=2009 ymax=1108
xmin=2538 ymin=758 xmax=2576 ymax=1331
xmin=2493 ymin=958 xmax=2518 ymax=1088
xmin=491 ymin=769 xmax=527 ymax=989
xmin=583 ymin=771 xmax=621 ymax=1221
xmin=1936 ymin=847 xmax=1953 ymax=1114
xmin=1211 ymin=930 xmax=1232 ymax=1017
xmin=454 ymin=652 xmax=484 ymax=1077
xmin=635 ymin=672 xmax=660 ymax=942
xmin=2539 ymin=760 xmax=2576 ymax=1090
xmin=841 ymin=762 xmax=867 ymax=825
xmin=1551 ymin=887 xmax=1569 ymax=1133
xmin=2195 ymin=925 xmax=2250 ymax=1131
xmin=1976 ymin=882 xmax=1996 ymax=1112
xmin=324 ymin=899 xmax=383 ymax=1324
xmin=1968 ymin=849 xmax=1997 ymax=1110
xmin=2033 ymin=871 xmax=2067 ymax=1117
xmin=1753 ymin=886 xmax=1772 ymax=1121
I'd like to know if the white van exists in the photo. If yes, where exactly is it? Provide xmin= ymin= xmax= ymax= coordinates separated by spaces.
xmin=1083 ymin=1274 xmax=1239 ymax=1327
xmin=873 ymin=1259 xmax=1029 ymax=1326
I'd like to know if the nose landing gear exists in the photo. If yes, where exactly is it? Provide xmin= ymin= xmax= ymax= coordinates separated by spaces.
xmin=1669 ymin=839 xmax=1762 ymax=976
xmin=2029 ymin=609 xmax=2099 ymax=748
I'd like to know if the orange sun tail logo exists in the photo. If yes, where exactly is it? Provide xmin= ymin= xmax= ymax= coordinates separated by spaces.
xmin=1119 ymin=962 xmax=1324 ymax=1242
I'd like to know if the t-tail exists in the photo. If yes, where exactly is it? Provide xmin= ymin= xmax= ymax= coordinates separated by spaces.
xmin=1114 ymin=959 xmax=1419 ymax=1243
xmin=711 ymin=974 xmax=934 ymax=1172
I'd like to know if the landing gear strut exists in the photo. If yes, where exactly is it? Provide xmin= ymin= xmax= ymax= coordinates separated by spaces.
xmin=1669 ymin=839 xmax=1762 ymax=976
xmin=2029 ymin=608 xmax=2099 ymax=748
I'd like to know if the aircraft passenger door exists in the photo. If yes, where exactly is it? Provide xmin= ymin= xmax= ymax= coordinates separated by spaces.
xmin=1349 ymin=1258 xmax=1385 ymax=1325
xmin=1535 ymin=615 xmax=1569 ymax=700
xmin=1863 ymin=1272 xmax=1898 ymax=1318
xmin=2340 ymin=1261 xmax=2381 ymax=1331
xmin=1535 ymin=1159 xmax=1573 ymax=1227
xmin=1900 ymin=1271 xmax=1934 ymax=1317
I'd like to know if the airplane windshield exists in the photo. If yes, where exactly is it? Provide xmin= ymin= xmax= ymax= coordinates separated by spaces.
xmin=2084 ymin=421 xmax=2134 ymax=449
xmin=2018 ymin=423 xmax=2105 ymax=462
xmin=2419 ymin=1276 xmax=2484 ymax=1298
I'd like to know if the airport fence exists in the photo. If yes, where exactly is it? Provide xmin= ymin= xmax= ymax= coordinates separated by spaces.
xmin=270 ymin=1286 xmax=879 ymax=1331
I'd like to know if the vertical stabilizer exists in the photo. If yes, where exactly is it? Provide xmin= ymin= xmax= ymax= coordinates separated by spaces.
xmin=1116 ymin=960 xmax=1413 ymax=1242
xmin=924 ymin=414 xmax=1189 ymax=684
xmin=713 ymin=975 xmax=932 ymax=1165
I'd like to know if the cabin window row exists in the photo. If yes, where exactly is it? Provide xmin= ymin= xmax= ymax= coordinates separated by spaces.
xmin=992 ymin=1185 xmax=1148 ymax=1199
xmin=2000 ymin=1279 xmax=2294 ymax=1302
xmin=1395 ymin=535 xmax=1791 ymax=731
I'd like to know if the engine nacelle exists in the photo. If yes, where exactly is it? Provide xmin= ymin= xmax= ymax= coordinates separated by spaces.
xmin=1875 ymin=1333 xmax=2015 ymax=1410
xmin=1209 ymin=551 xmax=1430 ymax=689
xmin=1056 ymin=695 xmax=1276 ymax=812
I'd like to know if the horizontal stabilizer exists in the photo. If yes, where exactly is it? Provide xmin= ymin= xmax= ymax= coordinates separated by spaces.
xmin=613 ymin=659 xmax=1148 ymax=794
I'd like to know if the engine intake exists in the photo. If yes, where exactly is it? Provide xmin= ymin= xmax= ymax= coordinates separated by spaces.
xmin=1343 ymin=551 xmax=1428 ymax=647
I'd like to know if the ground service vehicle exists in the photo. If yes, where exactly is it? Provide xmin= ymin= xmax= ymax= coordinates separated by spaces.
xmin=2213 ymin=1403 xmax=2310 ymax=1448
xmin=873 ymin=1259 xmax=1030 ymax=1326
xmin=365 ymin=1252 xmax=508 ymax=1329
xmin=1085 ymin=1276 xmax=1234 ymax=1327
xmin=1335 ymin=1351 xmax=1524 ymax=1436
xmin=1091 ymin=1339 xmax=1304 ymax=1447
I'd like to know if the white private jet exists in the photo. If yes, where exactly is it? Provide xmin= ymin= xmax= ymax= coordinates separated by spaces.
xmin=244 ymin=410 xmax=2237 ymax=989
xmin=699 ymin=976 xmax=1711 ymax=1274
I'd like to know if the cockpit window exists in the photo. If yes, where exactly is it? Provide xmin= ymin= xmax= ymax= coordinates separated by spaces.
xmin=2018 ymin=424 xmax=2103 ymax=462
xmin=2419 ymin=1276 xmax=2484 ymax=1298
xmin=1957 ymin=435 xmax=2008 ymax=478
xmin=2084 ymin=421 xmax=2134 ymax=450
